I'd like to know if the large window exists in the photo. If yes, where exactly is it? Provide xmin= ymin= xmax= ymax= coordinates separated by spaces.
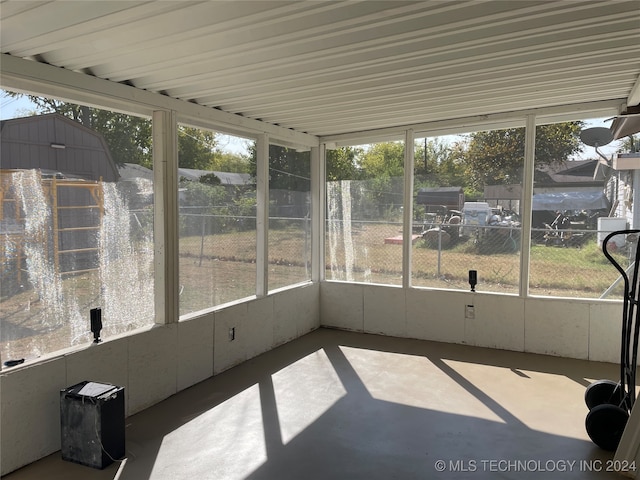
xmin=268 ymin=145 xmax=311 ymax=291
xmin=178 ymin=127 xmax=256 ymax=316
xmin=1 ymin=93 xmax=155 ymax=361
xmin=325 ymin=142 xmax=405 ymax=285
xmin=411 ymin=129 xmax=523 ymax=294
xmin=529 ymin=118 xmax=628 ymax=299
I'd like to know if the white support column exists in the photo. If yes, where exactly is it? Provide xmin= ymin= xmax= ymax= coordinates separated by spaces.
xmin=256 ymin=134 xmax=269 ymax=297
xmin=152 ymin=110 xmax=179 ymax=324
xmin=520 ymin=115 xmax=536 ymax=297
xmin=311 ymin=144 xmax=326 ymax=282
xmin=403 ymin=129 xmax=415 ymax=289
xmin=633 ymin=170 xmax=640 ymax=229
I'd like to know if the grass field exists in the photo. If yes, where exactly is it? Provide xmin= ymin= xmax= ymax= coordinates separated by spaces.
xmin=181 ymin=222 xmax=627 ymax=298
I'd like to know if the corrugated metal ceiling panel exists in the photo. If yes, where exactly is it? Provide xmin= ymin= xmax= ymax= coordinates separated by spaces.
xmin=1 ymin=1 xmax=639 ymax=138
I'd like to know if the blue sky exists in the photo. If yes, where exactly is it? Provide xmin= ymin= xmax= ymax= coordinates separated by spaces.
xmin=0 ymin=91 xmax=34 ymax=119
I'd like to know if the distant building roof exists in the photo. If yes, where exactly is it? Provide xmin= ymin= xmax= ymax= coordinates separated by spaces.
xmin=213 ymin=171 xmax=252 ymax=186
xmin=118 ymin=165 xmax=253 ymax=186
xmin=118 ymin=163 xmax=153 ymax=181
xmin=537 ymin=159 xmax=605 ymax=184
xmin=178 ymin=168 xmax=252 ymax=185
xmin=415 ymin=186 xmax=464 ymax=209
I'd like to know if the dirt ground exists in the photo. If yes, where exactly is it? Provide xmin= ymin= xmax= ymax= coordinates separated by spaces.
xmin=0 ymin=256 xmax=312 ymax=363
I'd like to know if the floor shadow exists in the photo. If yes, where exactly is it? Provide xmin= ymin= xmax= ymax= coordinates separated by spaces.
xmin=3 ymin=328 xmax=624 ymax=480
xmin=244 ymin=334 xmax=618 ymax=479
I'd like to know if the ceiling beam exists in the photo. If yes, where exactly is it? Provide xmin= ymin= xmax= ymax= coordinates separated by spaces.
xmin=628 ymin=73 xmax=640 ymax=107
xmin=320 ymin=99 xmax=625 ymax=146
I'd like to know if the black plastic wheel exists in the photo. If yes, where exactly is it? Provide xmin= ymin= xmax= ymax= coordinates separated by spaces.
xmin=585 ymin=380 xmax=623 ymax=409
xmin=585 ymin=404 xmax=629 ymax=451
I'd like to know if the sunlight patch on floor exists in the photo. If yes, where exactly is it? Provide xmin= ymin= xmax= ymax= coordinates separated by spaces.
xmin=272 ymin=349 xmax=347 ymax=445
xmin=151 ymin=384 xmax=267 ymax=479
xmin=339 ymin=346 xmax=504 ymax=423
xmin=442 ymin=359 xmax=591 ymax=440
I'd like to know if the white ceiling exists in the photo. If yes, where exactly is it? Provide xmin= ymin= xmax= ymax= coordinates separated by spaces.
xmin=1 ymin=1 xmax=639 ymax=141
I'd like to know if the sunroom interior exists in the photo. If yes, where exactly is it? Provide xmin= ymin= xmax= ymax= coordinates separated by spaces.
xmin=2 ymin=1 xmax=640 ymax=478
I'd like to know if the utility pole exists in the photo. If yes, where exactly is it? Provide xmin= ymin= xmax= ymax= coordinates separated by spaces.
xmin=424 ymin=137 xmax=427 ymax=173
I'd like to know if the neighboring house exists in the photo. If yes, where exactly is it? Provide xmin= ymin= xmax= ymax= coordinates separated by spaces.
xmin=483 ymin=159 xmax=610 ymax=228
xmin=609 ymin=153 xmax=640 ymax=228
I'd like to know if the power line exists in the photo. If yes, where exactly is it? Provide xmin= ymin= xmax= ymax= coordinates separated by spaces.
xmin=1 ymin=98 xmax=19 ymax=109
xmin=269 ymin=167 xmax=309 ymax=181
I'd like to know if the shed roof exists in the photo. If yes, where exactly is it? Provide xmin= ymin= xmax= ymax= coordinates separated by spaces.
xmin=0 ymin=113 xmax=119 ymax=182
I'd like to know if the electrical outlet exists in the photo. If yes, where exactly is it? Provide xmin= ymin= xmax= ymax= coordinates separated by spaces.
xmin=465 ymin=304 xmax=475 ymax=319
xmin=229 ymin=327 xmax=236 ymax=341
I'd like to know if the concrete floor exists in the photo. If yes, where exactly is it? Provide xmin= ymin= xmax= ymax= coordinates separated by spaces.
xmin=3 ymin=328 xmax=630 ymax=479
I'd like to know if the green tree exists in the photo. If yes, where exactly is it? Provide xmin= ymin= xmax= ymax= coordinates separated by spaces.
xmin=618 ymin=134 xmax=639 ymax=153
xmin=358 ymin=141 xmax=404 ymax=179
xmin=355 ymin=142 xmax=405 ymax=218
xmin=198 ymin=173 xmax=221 ymax=186
xmin=413 ymin=137 xmax=467 ymax=191
xmin=248 ymin=143 xmax=310 ymax=192
xmin=211 ymin=151 xmax=251 ymax=173
xmin=180 ymin=180 xmax=226 ymax=208
xmin=326 ymin=147 xmax=361 ymax=180
xmin=463 ymin=122 xmax=584 ymax=190
xmin=93 ymin=109 xmax=152 ymax=168
xmin=269 ymin=145 xmax=310 ymax=192
xmin=434 ymin=145 xmax=467 ymax=188
xmin=178 ymin=126 xmax=216 ymax=170
xmin=414 ymin=138 xmax=450 ymax=177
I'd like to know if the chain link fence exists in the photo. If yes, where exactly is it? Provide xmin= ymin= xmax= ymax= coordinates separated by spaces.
xmin=178 ymin=208 xmax=312 ymax=315
xmin=179 ymin=207 xmax=257 ymax=315
xmin=325 ymin=218 xmax=631 ymax=299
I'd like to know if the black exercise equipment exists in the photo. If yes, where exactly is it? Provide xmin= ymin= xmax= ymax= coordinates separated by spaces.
xmin=585 ymin=229 xmax=640 ymax=451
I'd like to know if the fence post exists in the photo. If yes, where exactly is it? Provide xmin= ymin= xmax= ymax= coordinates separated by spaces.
xmin=199 ymin=207 xmax=206 ymax=267
xmin=305 ymin=214 xmax=310 ymax=277
xmin=437 ymin=224 xmax=442 ymax=277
